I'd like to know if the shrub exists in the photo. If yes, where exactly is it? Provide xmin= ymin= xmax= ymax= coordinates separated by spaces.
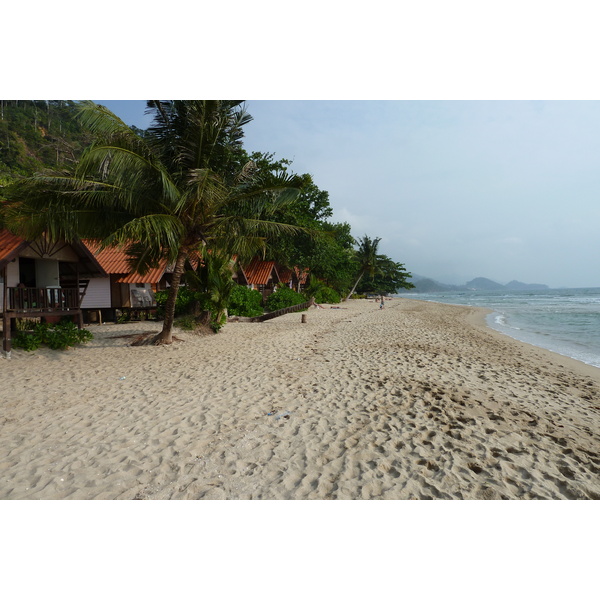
xmin=13 ymin=330 xmax=43 ymax=351
xmin=12 ymin=320 xmax=93 ymax=351
xmin=304 ymin=279 xmax=342 ymax=304
xmin=174 ymin=315 xmax=198 ymax=331
xmin=313 ymin=285 xmax=341 ymax=304
xmin=154 ymin=287 xmax=207 ymax=318
xmin=265 ymin=287 xmax=306 ymax=312
xmin=227 ymin=285 xmax=263 ymax=317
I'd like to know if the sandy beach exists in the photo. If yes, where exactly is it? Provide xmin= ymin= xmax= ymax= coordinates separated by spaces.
xmin=1 ymin=298 xmax=599 ymax=500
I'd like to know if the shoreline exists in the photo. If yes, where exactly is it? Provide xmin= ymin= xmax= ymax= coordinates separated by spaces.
xmin=2 ymin=298 xmax=599 ymax=499
xmin=462 ymin=302 xmax=600 ymax=382
xmin=397 ymin=292 xmax=600 ymax=372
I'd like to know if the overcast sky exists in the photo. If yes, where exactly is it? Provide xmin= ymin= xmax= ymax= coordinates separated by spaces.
xmin=97 ymin=100 xmax=600 ymax=289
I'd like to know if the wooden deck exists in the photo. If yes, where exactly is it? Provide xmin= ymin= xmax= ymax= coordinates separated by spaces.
xmin=6 ymin=286 xmax=80 ymax=313
xmin=2 ymin=286 xmax=86 ymax=357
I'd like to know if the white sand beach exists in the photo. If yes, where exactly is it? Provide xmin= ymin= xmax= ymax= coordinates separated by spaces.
xmin=1 ymin=298 xmax=599 ymax=500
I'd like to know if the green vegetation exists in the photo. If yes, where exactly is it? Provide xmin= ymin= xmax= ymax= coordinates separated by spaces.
xmin=227 ymin=285 xmax=263 ymax=317
xmin=1 ymin=99 xmax=414 ymax=346
xmin=265 ymin=287 xmax=306 ymax=311
xmin=354 ymin=255 xmax=413 ymax=296
xmin=304 ymin=279 xmax=341 ymax=304
xmin=12 ymin=319 xmax=93 ymax=351
xmin=154 ymin=287 xmax=207 ymax=319
xmin=0 ymin=101 xmax=91 ymax=180
xmin=3 ymin=101 xmax=305 ymax=343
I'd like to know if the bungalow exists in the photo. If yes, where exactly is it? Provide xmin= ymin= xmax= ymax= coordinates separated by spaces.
xmin=242 ymin=257 xmax=280 ymax=302
xmin=80 ymin=241 xmax=173 ymax=322
xmin=1 ymin=229 xmax=106 ymax=356
xmin=79 ymin=241 xmax=209 ymax=322
xmin=277 ymin=264 xmax=310 ymax=293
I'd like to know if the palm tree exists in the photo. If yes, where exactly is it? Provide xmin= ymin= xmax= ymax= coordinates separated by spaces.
xmin=344 ymin=235 xmax=382 ymax=301
xmin=180 ymin=245 xmax=238 ymax=331
xmin=3 ymin=101 xmax=304 ymax=344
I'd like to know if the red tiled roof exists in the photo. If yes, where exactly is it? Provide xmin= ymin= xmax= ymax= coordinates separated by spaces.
xmin=0 ymin=229 xmax=29 ymax=266
xmin=275 ymin=264 xmax=309 ymax=285
xmin=114 ymin=266 xmax=167 ymax=284
xmin=278 ymin=266 xmax=293 ymax=284
xmin=82 ymin=240 xmax=132 ymax=273
xmin=244 ymin=257 xmax=278 ymax=285
xmin=82 ymin=240 xmax=168 ymax=284
xmin=294 ymin=266 xmax=309 ymax=285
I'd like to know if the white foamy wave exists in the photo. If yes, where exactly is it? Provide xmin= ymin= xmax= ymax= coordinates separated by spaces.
xmin=493 ymin=312 xmax=520 ymax=330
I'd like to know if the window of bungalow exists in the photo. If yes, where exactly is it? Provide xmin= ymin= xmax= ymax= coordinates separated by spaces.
xmin=19 ymin=257 xmax=36 ymax=288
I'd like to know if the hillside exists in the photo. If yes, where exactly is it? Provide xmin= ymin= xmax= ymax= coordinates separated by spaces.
xmin=465 ymin=277 xmax=505 ymax=291
xmin=407 ymin=275 xmax=467 ymax=293
xmin=0 ymin=100 xmax=93 ymax=184
xmin=465 ymin=277 xmax=549 ymax=291
xmin=407 ymin=275 xmax=549 ymax=293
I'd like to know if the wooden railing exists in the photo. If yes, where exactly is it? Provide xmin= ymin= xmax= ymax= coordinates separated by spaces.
xmin=6 ymin=287 xmax=80 ymax=312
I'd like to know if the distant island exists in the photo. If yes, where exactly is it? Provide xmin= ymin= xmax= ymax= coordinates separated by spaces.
xmin=405 ymin=275 xmax=549 ymax=293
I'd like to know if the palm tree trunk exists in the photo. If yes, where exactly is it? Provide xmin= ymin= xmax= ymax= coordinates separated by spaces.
xmin=153 ymin=248 xmax=188 ymax=344
xmin=344 ymin=270 xmax=364 ymax=302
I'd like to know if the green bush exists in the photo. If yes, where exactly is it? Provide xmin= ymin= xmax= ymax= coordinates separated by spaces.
xmin=265 ymin=287 xmax=306 ymax=312
xmin=303 ymin=279 xmax=342 ymax=304
xmin=313 ymin=286 xmax=341 ymax=304
xmin=12 ymin=320 xmax=93 ymax=351
xmin=154 ymin=287 xmax=208 ymax=318
xmin=227 ymin=285 xmax=263 ymax=317
xmin=13 ymin=330 xmax=43 ymax=351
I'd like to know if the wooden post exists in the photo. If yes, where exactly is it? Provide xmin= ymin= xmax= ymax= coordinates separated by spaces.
xmin=2 ymin=312 xmax=10 ymax=358
xmin=75 ymin=263 xmax=82 ymax=329
xmin=301 ymin=314 xmax=307 ymax=323
xmin=2 ymin=267 xmax=10 ymax=358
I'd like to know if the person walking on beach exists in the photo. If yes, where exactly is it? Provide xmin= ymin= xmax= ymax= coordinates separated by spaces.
xmin=380 ymin=296 xmax=385 ymax=309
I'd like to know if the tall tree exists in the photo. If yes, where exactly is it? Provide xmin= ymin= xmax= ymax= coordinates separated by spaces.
xmin=344 ymin=235 xmax=382 ymax=301
xmin=3 ymin=101 xmax=304 ymax=344
xmin=355 ymin=254 xmax=414 ymax=295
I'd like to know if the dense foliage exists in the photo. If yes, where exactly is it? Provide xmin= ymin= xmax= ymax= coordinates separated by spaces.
xmin=154 ymin=287 xmax=206 ymax=319
xmin=227 ymin=285 xmax=263 ymax=317
xmin=265 ymin=287 xmax=306 ymax=311
xmin=2 ymin=99 xmax=415 ymax=347
xmin=13 ymin=319 xmax=93 ymax=351
xmin=0 ymin=101 xmax=91 ymax=180
xmin=304 ymin=279 xmax=341 ymax=304
xmin=355 ymin=255 xmax=414 ymax=295
xmin=3 ymin=101 xmax=305 ymax=342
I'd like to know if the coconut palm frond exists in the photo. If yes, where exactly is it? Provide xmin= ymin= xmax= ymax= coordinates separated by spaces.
xmin=100 ymin=214 xmax=184 ymax=261
xmin=76 ymin=101 xmax=140 ymax=141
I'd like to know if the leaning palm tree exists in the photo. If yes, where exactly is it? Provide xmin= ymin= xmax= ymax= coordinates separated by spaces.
xmin=344 ymin=235 xmax=382 ymax=301
xmin=3 ymin=101 xmax=304 ymax=344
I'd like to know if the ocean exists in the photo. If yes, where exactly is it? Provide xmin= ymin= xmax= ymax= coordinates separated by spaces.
xmin=395 ymin=288 xmax=600 ymax=368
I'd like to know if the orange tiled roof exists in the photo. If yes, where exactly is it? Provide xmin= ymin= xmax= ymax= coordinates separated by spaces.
xmin=114 ymin=266 xmax=167 ymax=284
xmin=275 ymin=264 xmax=309 ymax=285
xmin=83 ymin=240 xmax=168 ymax=284
xmin=294 ymin=266 xmax=309 ymax=285
xmin=244 ymin=257 xmax=278 ymax=285
xmin=0 ymin=229 xmax=29 ymax=265
xmin=278 ymin=266 xmax=293 ymax=284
